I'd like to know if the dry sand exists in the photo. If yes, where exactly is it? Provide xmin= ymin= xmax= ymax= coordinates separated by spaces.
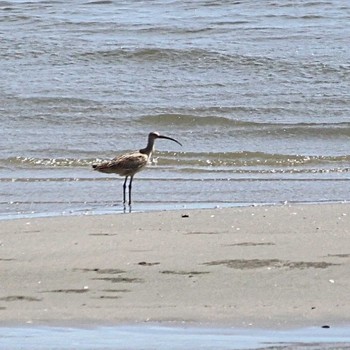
xmin=1 ymin=203 xmax=350 ymax=328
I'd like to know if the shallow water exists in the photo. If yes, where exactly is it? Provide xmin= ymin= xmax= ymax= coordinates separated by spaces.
xmin=1 ymin=325 xmax=350 ymax=350
xmin=1 ymin=0 xmax=349 ymax=218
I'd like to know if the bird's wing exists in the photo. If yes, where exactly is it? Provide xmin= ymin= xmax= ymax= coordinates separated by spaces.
xmin=112 ymin=153 xmax=148 ymax=172
xmin=94 ymin=152 xmax=148 ymax=176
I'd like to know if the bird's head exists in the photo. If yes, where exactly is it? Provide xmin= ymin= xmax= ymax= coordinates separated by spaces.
xmin=148 ymin=131 xmax=182 ymax=146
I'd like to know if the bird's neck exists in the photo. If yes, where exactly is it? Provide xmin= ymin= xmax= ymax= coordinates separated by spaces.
xmin=139 ymin=145 xmax=154 ymax=157
xmin=140 ymin=136 xmax=156 ymax=157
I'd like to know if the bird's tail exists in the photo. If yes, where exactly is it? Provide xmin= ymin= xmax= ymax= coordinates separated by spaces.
xmin=92 ymin=162 xmax=112 ymax=173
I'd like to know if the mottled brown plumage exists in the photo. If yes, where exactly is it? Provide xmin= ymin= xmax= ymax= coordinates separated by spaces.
xmin=93 ymin=152 xmax=148 ymax=177
xmin=93 ymin=132 xmax=182 ymax=209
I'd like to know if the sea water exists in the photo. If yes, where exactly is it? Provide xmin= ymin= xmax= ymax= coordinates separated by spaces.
xmin=1 ymin=325 xmax=350 ymax=350
xmin=1 ymin=0 xmax=350 ymax=218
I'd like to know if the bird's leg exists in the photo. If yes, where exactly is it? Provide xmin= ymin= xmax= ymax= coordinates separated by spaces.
xmin=128 ymin=175 xmax=134 ymax=207
xmin=123 ymin=176 xmax=128 ymax=207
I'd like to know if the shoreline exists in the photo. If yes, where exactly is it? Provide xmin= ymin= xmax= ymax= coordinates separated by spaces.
xmin=1 ymin=203 xmax=350 ymax=329
xmin=1 ymin=199 xmax=348 ymax=222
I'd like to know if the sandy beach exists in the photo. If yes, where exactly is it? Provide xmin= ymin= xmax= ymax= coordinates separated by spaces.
xmin=1 ymin=203 xmax=350 ymax=328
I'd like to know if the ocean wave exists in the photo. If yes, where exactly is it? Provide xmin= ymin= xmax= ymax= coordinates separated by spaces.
xmin=18 ymin=96 xmax=99 ymax=106
xmin=138 ymin=114 xmax=350 ymax=137
xmin=2 ymin=157 xmax=93 ymax=168
xmin=85 ymin=0 xmax=113 ymax=4
xmin=79 ymin=47 xmax=215 ymax=63
xmin=77 ymin=47 xmax=348 ymax=77
xmin=2 ymin=152 xmax=350 ymax=169
xmin=138 ymin=113 xmax=254 ymax=127
xmin=138 ymin=113 xmax=350 ymax=127
xmin=164 ymin=151 xmax=350 ymax=168
xmin=84 ymin=48 xmax=275 ymax=71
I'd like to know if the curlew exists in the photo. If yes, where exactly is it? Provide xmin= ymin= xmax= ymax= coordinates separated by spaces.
xmin=92 ymin=131 xmax=182 ymax=209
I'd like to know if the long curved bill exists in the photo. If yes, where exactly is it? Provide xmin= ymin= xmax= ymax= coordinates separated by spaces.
xmin=158 ymin=135 xmax=182 ymax=146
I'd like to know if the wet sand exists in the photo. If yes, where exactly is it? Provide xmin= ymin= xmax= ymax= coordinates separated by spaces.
xmin=1 ymin=203 xmax=350 ymax=328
